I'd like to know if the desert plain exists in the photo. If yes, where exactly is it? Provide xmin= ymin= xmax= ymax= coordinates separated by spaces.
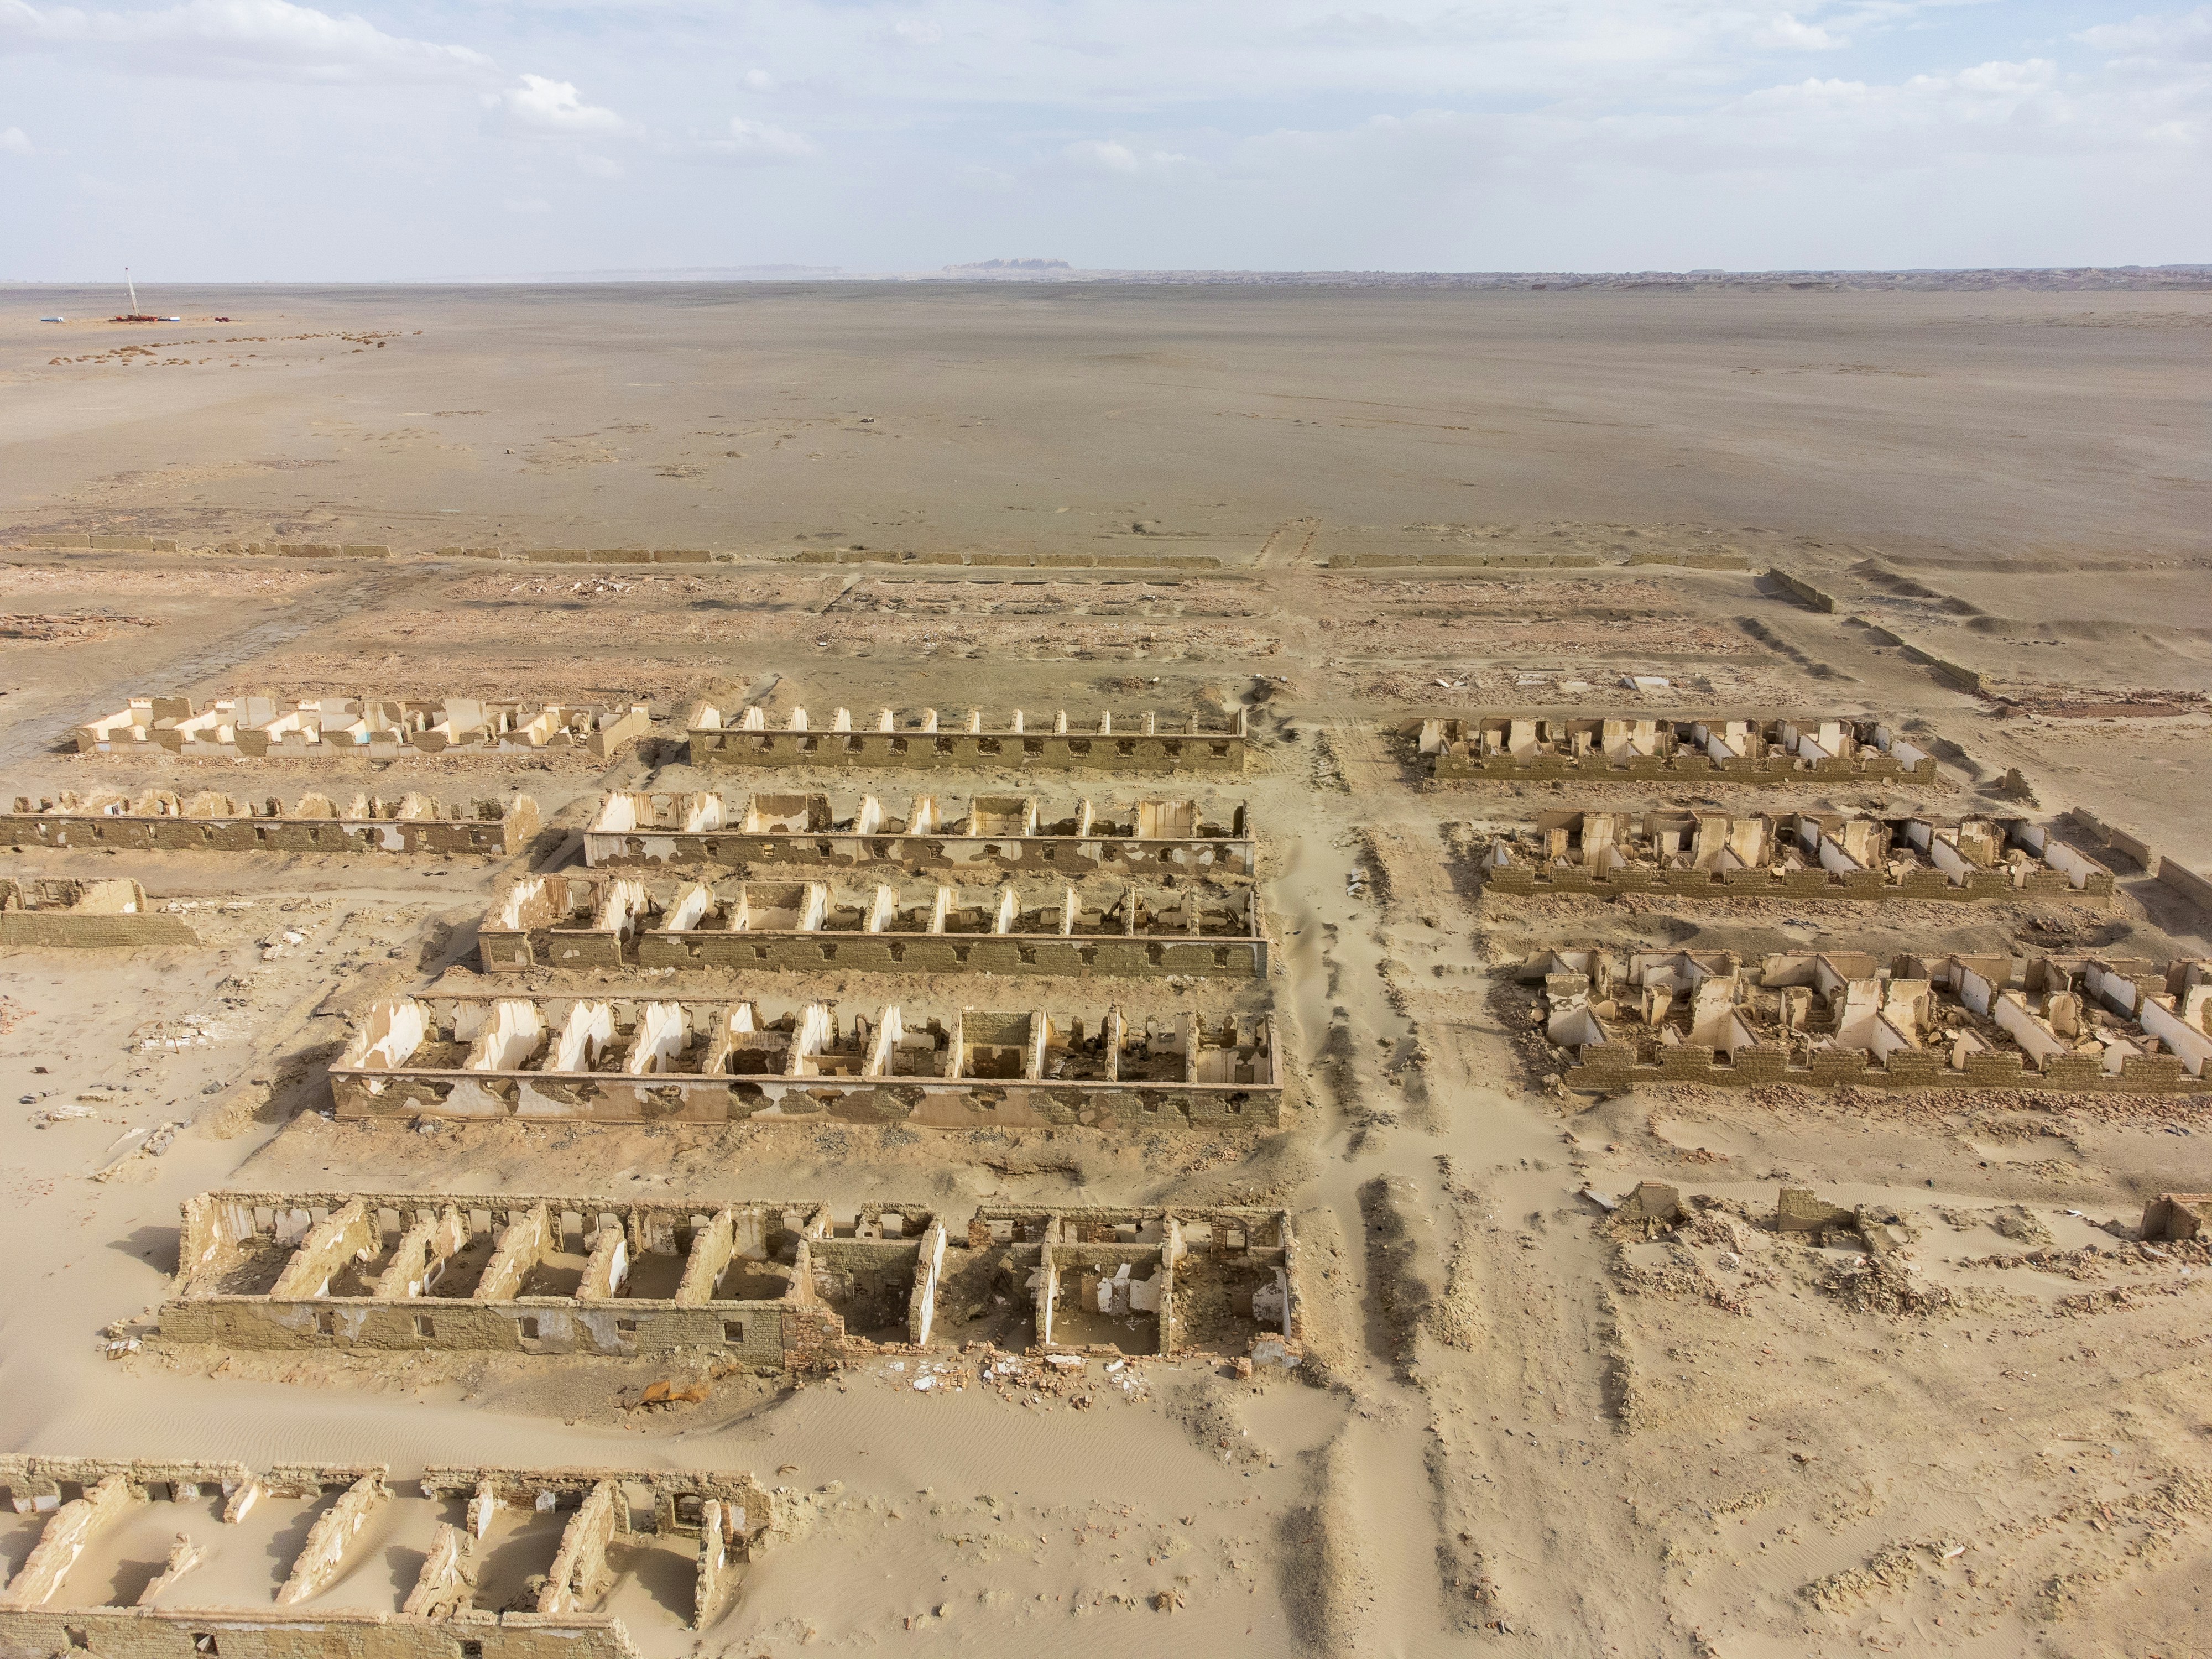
xmin=0 ymin=275 xmax=2208 ymax=1656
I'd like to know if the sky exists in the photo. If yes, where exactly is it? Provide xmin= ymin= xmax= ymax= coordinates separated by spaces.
xmin=0 ymin=0 xmax=2205 ymax=278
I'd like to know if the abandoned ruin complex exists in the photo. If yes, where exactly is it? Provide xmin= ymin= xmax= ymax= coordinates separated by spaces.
xmin=11 ymin=606 xmax=2206 ymax=1658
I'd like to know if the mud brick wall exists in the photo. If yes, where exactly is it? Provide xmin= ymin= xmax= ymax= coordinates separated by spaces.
xmin=624 ymin=933 xmax=1264 ymax=978
xmin=688 ymin=730 xmax=1246 ymax=775
xmin=0 ymin=1608 xmax=637 ymax=1659
xmin=1564 ymin=1044 xmax=2208 ymax=1097
xmin=1481 ymin=863 xmax=2112 ymax=905
xmin=0 ymin=812 xmax=534 ymax=858
xmin=583 ymin=831 xmax=1254 ymax=879
xmin=160 ymin=1299 xmax=803 ymax=1368
xmin=331 ymin=1077 xmax=1280 ymax=1130
xmin=0 ymin=911 xmax=197 ymax=947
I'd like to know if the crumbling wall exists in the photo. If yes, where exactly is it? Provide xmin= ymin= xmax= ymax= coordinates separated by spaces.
xmin=275 ymin=1474 xmax=387 ymax=1604
xmin=1 ymin=795 xmax=539 ymax=857
xmin=0 ymin=1455 xmax=780 ymax=1659
xmin=687 ymin=709 xmax=1246 ymax=775
xmin=1479 ymin=810 xmax=2113 ymax=904
xmin=581 ymin=791 xmax=1254 ymax=877
xmin=73 ymin=698 xmax=646 ymax=760
xmin=0 ymin=878 xmax=197 ymax=947
xmin=1542 ymin=948 xmax=2211 ymax=1096
xmin=481 ymin=873 xmax=1265 ymax=977
xmin=327 ymin=996 xmax=1279 ymax=1129
xmin=162 ymin=1197 xmax=1298 ymax=1366
xmin=1421 ymin=712 xmax=1942 ymax=782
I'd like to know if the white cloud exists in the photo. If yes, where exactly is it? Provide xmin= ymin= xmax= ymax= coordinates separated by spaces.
xmin=889 ymin=17 xmax=941 ymax=45
xmin=497 ymin=72 xmax=629 ymax=133
xmin=0 ymin=0 xmax=493 ymax=82
xmin=2078 ymin=7 xmax=2212 ymax=61
xmin=697 ymin=113 xmax=814 ymax=159
xmin=1756 ymin=13 xmax=1845 ymax=50
xmin=1064 ymin=139 xmax=1191 ymax=174
xmin=0 ymin=123 xmax=28 ymax=152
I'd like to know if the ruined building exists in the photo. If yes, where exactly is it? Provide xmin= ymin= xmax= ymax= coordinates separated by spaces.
xmin=687 ymin=705 xmax=1248 ymax=773
xmin=74 ymin=697 xmax=650 ymax=759
xmin=3 ymin=792 xmax=541 ymax=857
xmin=584 ymin=791 xmax=1252 ymax=876
xmin=163 ymin=1194 xmax=1303 ymax=1368
xmin=0 ymin=1455 xmax=780 ymax=1658
xmin=477 ymin=871 xmax=1267 ymax=977
xmin=1477 ymin=809 xmax=2112 ymax=902
xmin=1526 ymin=948 xmax=2212 ymax=1094
xmin=1420 ymin=713 xmax=1940 ymax=783
xmin=331 ymin=995 xmax=1279 ymax=1128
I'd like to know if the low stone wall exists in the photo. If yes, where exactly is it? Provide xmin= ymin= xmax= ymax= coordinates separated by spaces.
xmin=1768 ymin=568 xmax=1838 ymax=611
xmin=1327 ymin=552 xmax=1601 ymax=569
xmin=2158 ymin=858 xmax=2212 ymax=915
xmin=20 ymin=534 xmax=181 ymax=553
xmin=784 ymin=549 xmax=1223 ymax=570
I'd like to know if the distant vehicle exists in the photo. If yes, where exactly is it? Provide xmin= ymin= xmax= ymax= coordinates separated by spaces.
xmin=39 ymin=315 xmax=63 ymax=322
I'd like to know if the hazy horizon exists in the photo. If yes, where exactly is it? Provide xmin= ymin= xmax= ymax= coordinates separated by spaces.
xmin=3 ymin=0 xmax=2206 ymax=282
